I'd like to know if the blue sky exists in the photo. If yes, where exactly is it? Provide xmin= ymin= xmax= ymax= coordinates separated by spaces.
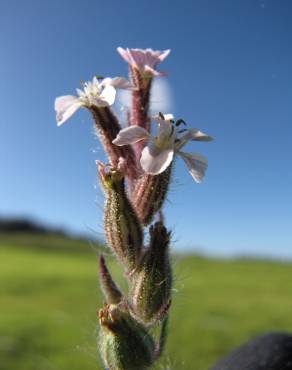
xmin=1 ymin=0 xmax=291 ymax=258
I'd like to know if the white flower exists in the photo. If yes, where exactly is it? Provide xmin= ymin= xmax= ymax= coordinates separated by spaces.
xmin=55 ymin=76 xmax=133 ymax=126
xmin=113 ymin=113 xmax=213 ymax=183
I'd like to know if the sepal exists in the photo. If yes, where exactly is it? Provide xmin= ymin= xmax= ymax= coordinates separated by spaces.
xmin=98 ymin=304 xmax=155 ymax=370
xmin=132 ymin=165 xmax=172 ymax=225
xmin=99 ymin=255 xmax=123 ymax=304
xmin=98 ymin=162 xmax=143 ymax=273
xmin=91 ymin=106 xmax=138 ymax=181
xmin=129 ymin=222 xmax=172 ymax=325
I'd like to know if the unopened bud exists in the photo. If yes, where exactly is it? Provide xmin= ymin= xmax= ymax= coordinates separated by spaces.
xmin=130 ymin=222 xmax=172 ymax=325
xmin=98 ymin=162 xmax=143 ymax=273
xmin=132 ymin=165 xmax=172 ymax=225
xmin=99 ymin=255 xmax=123 ymax=304
xmin=90 ymin=106 xmax=138 ymax=181
xmin=99 ymin=304 xmax=155 ymax=370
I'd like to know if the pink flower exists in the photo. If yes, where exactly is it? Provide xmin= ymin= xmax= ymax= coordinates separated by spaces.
xmin=117 ymin=47 xmax=171 ymax=77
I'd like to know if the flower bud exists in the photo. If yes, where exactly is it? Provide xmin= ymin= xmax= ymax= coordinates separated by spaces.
xmin=99 ymin=255 xmax=123 ymax=304
xmin=90 ymin=106 xmax=138 ymax=181
xmin=130 ymin=222 xmax=172 ymax=325
xmin=98 ymin=162 xmax=143 ymax=273
xmin=99 ymin=304 xmax=155 ymax=370
xmin=132 ymin=165 xmax=172 ymax=226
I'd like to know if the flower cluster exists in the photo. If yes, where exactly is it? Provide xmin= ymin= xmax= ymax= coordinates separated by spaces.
xmin=55 ymin=47 xmax=213 ymax=370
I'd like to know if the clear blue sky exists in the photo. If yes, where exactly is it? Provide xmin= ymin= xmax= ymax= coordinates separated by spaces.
xmin=1 ymin=0 xmax=292 ymax=258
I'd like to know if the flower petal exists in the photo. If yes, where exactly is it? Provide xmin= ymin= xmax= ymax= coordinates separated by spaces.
xmin=55 ymin=96 xmax=83 ymax=126
xmin=154 ymin=117 xmax=176 ymax=148
xmin=99 ymin=85 xmax=116 ymax=106
xmin=178 ymin=151 xmax=208 ymax=183
xmin=157 ymin=49 xmax=171 ymax=62
xmin=140 ymin=141 xmax=174 ymax=175
xmin=181 ymin=128 xmax=213 ymax=142
xmin=117 ymin=47 xmax=133 ymax=64
xmin=128 ymin=48 xmax=147 ymax=66
xmin=101 ymin=77 xmax=134 ymax=90
xmin=144 ymin=65 xmax=167 ymax=77
xmin=113 ymin=126 xmax=151 ymax=146
xmin=177 ymin=128 xmax=214 ymax=149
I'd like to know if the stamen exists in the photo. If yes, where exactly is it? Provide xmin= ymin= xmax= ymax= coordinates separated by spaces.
xmin=178 ymin=129 xmax=188 ymax=134
xmin=175 ymin=119 xmax=186 ymax=127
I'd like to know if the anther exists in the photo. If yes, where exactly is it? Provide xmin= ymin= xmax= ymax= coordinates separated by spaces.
xmin=175 ymin=119 xmax=186 ymax=127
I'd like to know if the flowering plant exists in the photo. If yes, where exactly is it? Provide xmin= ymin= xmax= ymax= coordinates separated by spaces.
xmin=55 ymin=47 xmax=213 ymax=369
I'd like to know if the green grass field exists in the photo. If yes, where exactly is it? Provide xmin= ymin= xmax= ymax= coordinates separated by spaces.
xmin=1 ymin=233 xmax=292 ymax=370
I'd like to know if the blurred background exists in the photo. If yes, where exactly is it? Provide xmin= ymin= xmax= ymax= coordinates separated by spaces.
xmin=1 ymin=0 xmax=292 ymax=369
